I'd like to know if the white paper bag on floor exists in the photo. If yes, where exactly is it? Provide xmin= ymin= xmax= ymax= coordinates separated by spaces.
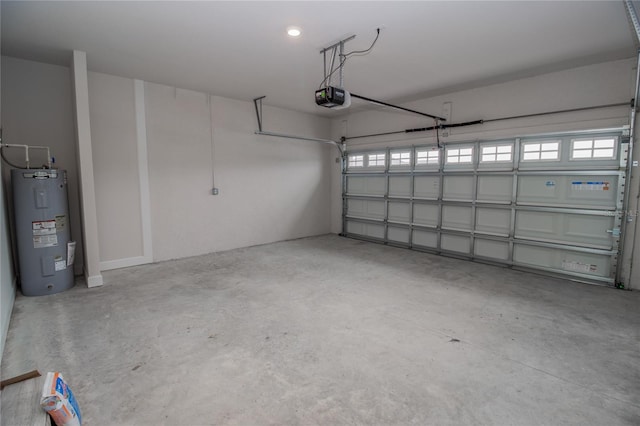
xmin=40 ymin=372 xmax=82 ymax=426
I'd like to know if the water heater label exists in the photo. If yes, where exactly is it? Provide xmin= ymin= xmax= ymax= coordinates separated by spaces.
xmin=32 ymin=220 xmax=56 ymax=236
xmin=33 ymin=235 xmax=58 ymax=249
xmin=55 ymin=215 xmax=66 ymax=230
xmin=32 ymin=220 xmax=57 ymax=247
xmin=55 ymin=260 xmax=66 ymax=271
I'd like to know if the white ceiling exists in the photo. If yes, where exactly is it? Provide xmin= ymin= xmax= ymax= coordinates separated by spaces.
xmin=1 ymin=1 xmax=637 ymax=117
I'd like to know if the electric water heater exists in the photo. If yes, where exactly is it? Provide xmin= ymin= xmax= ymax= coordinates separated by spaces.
xmin=11 ymin=169 xmax=74 ymax=296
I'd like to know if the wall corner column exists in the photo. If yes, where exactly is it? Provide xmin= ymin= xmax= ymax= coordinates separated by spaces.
xmin=70 ymin=50 xmax=103 ymax=288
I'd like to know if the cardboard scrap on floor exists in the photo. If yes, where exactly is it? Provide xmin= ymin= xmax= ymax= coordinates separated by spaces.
xmin=0 ymin=369 xmax=41 ymax=390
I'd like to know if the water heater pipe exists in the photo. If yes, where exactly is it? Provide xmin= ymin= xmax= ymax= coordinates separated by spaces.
xmin=0 ymin=143 xmax=52 ymax=169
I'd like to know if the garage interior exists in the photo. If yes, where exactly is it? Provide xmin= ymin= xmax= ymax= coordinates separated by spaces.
xmin=0 ymin=1 xmax=639 ymax=425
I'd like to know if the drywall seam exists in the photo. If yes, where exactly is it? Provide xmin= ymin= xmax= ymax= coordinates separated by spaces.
xmin=134 ymin=79 xmax=153 ymax=264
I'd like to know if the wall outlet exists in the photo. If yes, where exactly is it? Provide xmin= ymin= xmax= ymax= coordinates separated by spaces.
xmin=212 ymin=188 xmax=219 ymax=195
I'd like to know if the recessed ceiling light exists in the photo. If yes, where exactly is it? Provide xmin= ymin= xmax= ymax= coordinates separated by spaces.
xmin=287 ymin=27 xmax=301 ymax=37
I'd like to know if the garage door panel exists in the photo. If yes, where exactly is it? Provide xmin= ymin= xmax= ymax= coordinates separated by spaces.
xmin=347 ymin=199 xmax=385 ymax=219
xmin=343 ymin=130 xmax=623 ymax=285
xmin=566 ymin=177 xmax=618 ymax=207
xmin=388 ymin=227 xmax=410 ymax=244
xmin=388 ymin=202 xmax=410 ymax=223
xmin=346 ymin=220 xmax=385 ymax=240
xmin=515 ymin=210 xmax=614 ymax=249
xmin=347 ymin=175 xmax=386 ymax=196
xmin=413 ymin=230 xmax=438 ymax=248
xmin=441 ymin=234 xmax=470 ymax=254
xmin=565 ymin=216 xmax=613 ymax=246
xmin=413 ymin=203 xmax=439 ymax=227
xmin=518 ymin=175 xmax=618 ymax=208
xmin=389 ymin=176 xmax=411 ymax=197
xmin=443 ymin=176 xmax=473 ymax=201
xmin=477 ymin=175 xmax=513 ymax=203
xmin=442 ymin=206 xmax=472 ymax=231
xmin=517 ymin=176 xmax=558 ymax=203
xmin=414 ymin=176 xmax=440 ymax=199
xmin=475 ymin=239 xmax=510 ymax=261
xmin=476 ymin=208 xmax=510 ymax=236
xmin=513 ymin=244 xmax=611 ymax=278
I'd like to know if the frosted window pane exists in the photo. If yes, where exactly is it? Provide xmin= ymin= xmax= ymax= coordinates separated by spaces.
xmin=594 ymin=139 xmax=615 ymax=148
xmin=573 ymin=140 xmax=592 ymax=149
xmin=593 ymin=148 xmax=614 ymax=158
xmin=482 ymin=146 xmax=496 ymax=154
xmin=572 ymin=150 xmax=591 ymax=158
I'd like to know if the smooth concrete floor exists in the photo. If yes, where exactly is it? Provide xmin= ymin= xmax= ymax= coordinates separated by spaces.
xmin=1 ymin=234 xmax=640 ymax=425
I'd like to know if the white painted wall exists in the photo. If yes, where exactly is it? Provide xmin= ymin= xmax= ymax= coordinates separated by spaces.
xmin=1 ymin=56 xmax=85 ymax=275
xmin=1 ymin=17 xmax=16 ymax=360
xmin=144 ymin=85 xmax=333 ymax=261
xmin=0 ymin=159 xmax=14 ymax=364
xmin=2 ymin=56 xmax=334 ymax=277
xmin=88 ymin=72 xmax=144 ymax=265
xmin=331 ymin=58 xmax=638 ymax=286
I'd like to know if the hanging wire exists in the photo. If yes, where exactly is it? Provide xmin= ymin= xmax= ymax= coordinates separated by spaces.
xmin=342 ymin=28 xmax=380 ymax=58
xmin=318 ymin=28 xmax=381 ymax=89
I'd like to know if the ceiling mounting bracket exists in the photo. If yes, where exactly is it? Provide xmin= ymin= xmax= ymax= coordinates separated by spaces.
xmin=253 ymin=96 xmax=345 ymax=154
xmin=320 ymin=35 xmax=356 ymax=89
xmin=316 ymin=30 xmax=444 ymax=120
xmin=253 ymin=96 xmax=266 ymax=132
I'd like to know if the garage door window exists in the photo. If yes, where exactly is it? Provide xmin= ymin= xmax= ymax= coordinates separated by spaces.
xmin=348 ymin=155 xmax=364 ymax=168
xmin=481 ymin=145 xmax=513 ymax=163
xmin=368 ymin=153 xmax=386 ymax=167
xmin=522 ymin=141 xmax=560 ymax=161
xmin=416 ymin=149 xmax=440 ymax=166
xmin=390 ymin=150 xmax=412 ymax=166
xmin=446 ymin=147 xmax=473 ymax=164
xmin=571 ymin=138 xmax=616 ymax=160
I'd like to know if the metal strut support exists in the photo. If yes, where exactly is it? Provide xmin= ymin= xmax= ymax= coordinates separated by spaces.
xmin=320 ymin=35 xmax=356 ymax=89
xmin=253 ymin=96 xmax=265 ymax=132
xmin=620 ymin=0 xmax=640 ymax=286
xmin=253 ymin=96 xmax=345 ymax=154
xmin=625 ymin=0 xmax=640 ymax=43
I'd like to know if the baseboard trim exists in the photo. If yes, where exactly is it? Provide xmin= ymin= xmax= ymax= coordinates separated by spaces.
xmin=86 ymin=274 xmax=104 ymax=288
xmin=100 ymin=256 xmax=152 ymax=272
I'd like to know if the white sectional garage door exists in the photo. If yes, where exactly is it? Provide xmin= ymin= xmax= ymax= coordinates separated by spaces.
xmin=343 ymin=129 xmax=628 ymax=285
